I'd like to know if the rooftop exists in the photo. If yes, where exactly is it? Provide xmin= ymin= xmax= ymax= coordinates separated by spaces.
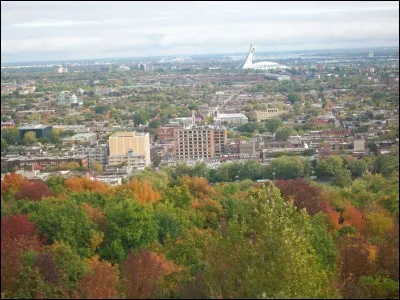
xmin=110 ymin=131 xmax=149 ymax=138
xmin=19 ymin=124 xmax=52 ymax=130
xmin=216 ymin=113 xmax=247 ymax=118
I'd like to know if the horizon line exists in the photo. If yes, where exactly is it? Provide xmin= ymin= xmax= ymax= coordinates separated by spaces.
xmin=1 ymin=45 xmax=399 ymax=65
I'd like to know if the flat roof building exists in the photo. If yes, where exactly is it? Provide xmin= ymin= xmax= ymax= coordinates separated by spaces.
xmin=108 ymin=132 xmax=150 ymax=166
xmin=214 ymin=113 xmax=248 ymax=125
xmin=255 ymin=109 xmax=284 ymax=122
xmin=19 ymin=124 xmax=53 ymax=139
xmin=174 ymin=126 xmax=215 ymax=159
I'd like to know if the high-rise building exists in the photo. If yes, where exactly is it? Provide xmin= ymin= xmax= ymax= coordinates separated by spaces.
xmin=174 ymin=126 xmax=214 ymax=159
xmin=174 ymin=126 xmax=227 ymax=159
xmin=108 ymin=132 xmax=150 ymax=166
xmin=157 ymin=124 xmax=182 ymax=144
xmin=213 ymin=126 xmax=227 ymax=156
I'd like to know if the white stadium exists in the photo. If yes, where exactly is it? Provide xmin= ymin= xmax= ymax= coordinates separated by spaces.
xmin=239 ymin=44 xmax=288 ymax=70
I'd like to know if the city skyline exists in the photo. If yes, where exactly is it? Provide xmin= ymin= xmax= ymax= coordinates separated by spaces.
xmin=1 ymin=1 xmax=399 ymax=63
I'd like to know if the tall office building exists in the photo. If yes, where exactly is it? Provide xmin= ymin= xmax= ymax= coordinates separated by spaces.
xmin=108 ymin=132 xmax=150 ymax=167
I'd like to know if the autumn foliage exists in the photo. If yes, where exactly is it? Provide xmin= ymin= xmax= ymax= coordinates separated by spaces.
xmin=33 ymin=253 xmax=60 ymax=284
xmin=1 ymin=173 xmax=27 ymax=195
xmin=81 ymin=203 xmax=107 ymax=231
xmin=15 ymin=180 xmax=53 ymax=201
xmin=342 ymin=204 xmax=365 ymax=234
xmin=126 ymin=178 xmax=161 ymax=204
xmin=182 ymin=176 xmax=213 ymax=201
xmin=1 ymin=215 xmax=44 ymax=291
xmin=64 ymin=177 xmax=113 ymax=194
xmin=74 ymin=256 xmax=120 ymax=299
xmin=338 ymin=235 xmax=377 ymax=298
xmin=121 ymin=249 xmax=177 ymax=299
xmin=320 ymin=201 xmax=341 ymax=229
xmin=275 ymin=178 xmax=326 ymax=215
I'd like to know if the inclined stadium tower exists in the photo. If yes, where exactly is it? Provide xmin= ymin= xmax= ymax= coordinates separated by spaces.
xmin=238 ymin=44 xmax=288 ymax=70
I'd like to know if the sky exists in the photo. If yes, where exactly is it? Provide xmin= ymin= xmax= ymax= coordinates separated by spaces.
xmin=1 ymin=1 xmax=399 ymax=63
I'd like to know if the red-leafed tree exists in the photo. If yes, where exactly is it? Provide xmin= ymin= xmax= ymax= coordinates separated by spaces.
xmin=74 ymin=256 xmax=120 ymax=299
xmin=342 ymin=204 xmax=365 ymax=234
xmin=275 ymin=178 xmax=326 ymax=215
xmin=1 ymin=215 xmax=44 ymax=292
xmin=121 ymin=249 xmax=177 ymax=299
xmin=338 ymin=235 xmax=376 ymax=298
xmin=1 ymin=173 xmax=27 ymax=195
xmin=33 ymin=253 xmax=60 ymax=284
xmin=320 ymin=201 xmax=341 ymax=229
xmin=15 ymin=180 xmax=53 ymax=201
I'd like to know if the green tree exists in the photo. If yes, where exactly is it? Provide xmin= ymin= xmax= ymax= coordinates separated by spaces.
xmin=332 ymin=168 xmax=352 ymax=188
xmin=100 ymin=198 xmax=158 ymax=263
xmin=315 ymin=156 xmax=344 ymax=178
xmin=1 ymin=138 xmax=8 ymax=153
xmin=310 ymin=213 xmax=336 ymax=275
xmin=346 ymin=159 xmax=367 ymax=177
xmin=265 ymin=118 xmax=283 ymax=133
xmin=1 ymin=127 xmax=20 ymax=145
xmin=94 ymin=105 xmax=108 ymax=115
xmin=287 ymin=93 xmax=299 ymax=104
xmin=374 ymin=154 xmax=399 ymax=177
xmin=29 ymin=198 xmax=96 ymax=257
xmin=205 ymin=186 xmax=337 ymax=298
xmin=358 ymin=275 xmax=399 ymax=299
xmin=275 ymin=127 xmax=294 ymax=141
xmin=91 ymin=161 xmax=103 ymax=173
xmin=162 ymin=184 xmax=193 ymax=209
xmin=133 ymin=111 xmax=148 ymax=126
xmin=267 ymin=156 xmax=311 ymax=179
xmin=48 ymin=241 xmax=88 ymax=295
xmin=23 ymin=131 xmax=37 ymax=145
xmin=46 ymin=176 xmax=66 ymax=194
xmin=49 ymin=129 xmax=62 ymax=145
xmin=154 ymin=202 xmax=186 ymax=244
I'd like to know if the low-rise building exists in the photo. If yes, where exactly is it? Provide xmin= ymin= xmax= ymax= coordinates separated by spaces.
xmin=239 ymin=141 xmax=256 ymax=157
xmin=1 ymin=121 xmax=15 ymax=128
xmin=73 ymin=144 xmax=108 ymax=166
xmin=2 ymin=155 xmax=88 ymax=171
xmin=19 ymin=124 xmax=53 ymax=139
xmin=67 ymin=133 xmax=98 ymax=144
xmin=353 ymin=139 xmax=365 ymax=152
xmin=214 ymin=113 xmax=248 ymax=125
xmin=255 ymin=109 xmax=285 ymax=122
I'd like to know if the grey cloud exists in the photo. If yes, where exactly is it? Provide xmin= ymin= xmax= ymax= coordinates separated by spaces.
xmin=1 ymin=1 xmax=398 ymax=62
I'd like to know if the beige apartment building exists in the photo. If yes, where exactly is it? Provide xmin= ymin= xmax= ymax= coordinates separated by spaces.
xmin=108 ymin=132 xmax=151 ymax=166
xmin=256 ymin=109 xmax=284 ymax=122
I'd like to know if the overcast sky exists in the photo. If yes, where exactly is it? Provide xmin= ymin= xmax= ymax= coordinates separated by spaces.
xmin=1 ymin=1 xmax=399 ymax=62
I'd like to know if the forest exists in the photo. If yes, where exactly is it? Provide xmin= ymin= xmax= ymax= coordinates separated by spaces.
xmin=1 ymin=160 xmax=399 ymax=299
